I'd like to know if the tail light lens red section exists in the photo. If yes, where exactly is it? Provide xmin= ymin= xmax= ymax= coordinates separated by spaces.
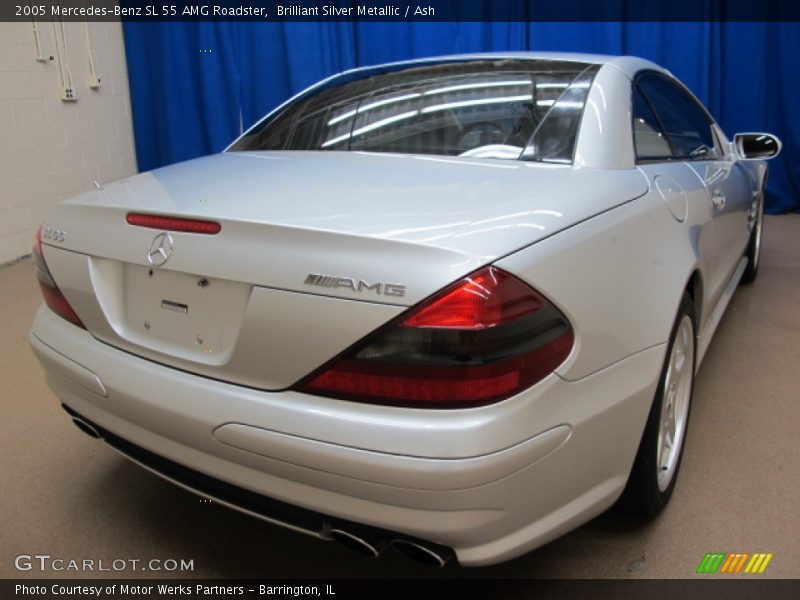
xmin=296 ymin=266 xmax=574 ymax=408
xmin=126 ymin=213 xmax=221 ymax=234
xmin=33 ymin=225 xmax=85 ymax=329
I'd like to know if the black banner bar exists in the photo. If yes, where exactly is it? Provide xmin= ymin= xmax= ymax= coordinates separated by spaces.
xmin=4 ymin=0 xmax=800 ymax=22
xmin=4 ymin=579 xmax=800 ymax=600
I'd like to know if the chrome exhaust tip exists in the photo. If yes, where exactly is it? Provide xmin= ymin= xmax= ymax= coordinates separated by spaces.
xmin=329 ymin=528 xmax=386 ymax=558
xmin=392 ymin=539 xmax=452 ymax=567
xmin=71 ymin=417 xmax=102 ymax=440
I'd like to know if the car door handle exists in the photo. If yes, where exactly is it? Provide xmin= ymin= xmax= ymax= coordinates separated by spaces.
xmin=712 ymin=190 xmax=726 ymax=211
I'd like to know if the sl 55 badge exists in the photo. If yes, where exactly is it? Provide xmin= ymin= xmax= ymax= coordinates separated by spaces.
xmin=42 ymin=227 xmax=67 ymax=242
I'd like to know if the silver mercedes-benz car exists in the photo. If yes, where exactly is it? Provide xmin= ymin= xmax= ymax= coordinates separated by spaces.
xmin=29 ymin=53 xmax=780 ymax=567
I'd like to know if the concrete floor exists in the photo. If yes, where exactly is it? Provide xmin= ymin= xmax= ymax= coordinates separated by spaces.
xmin=1 ymin=215 xmax=798 ymax=579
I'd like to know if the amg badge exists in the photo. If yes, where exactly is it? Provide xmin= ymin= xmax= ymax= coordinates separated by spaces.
xmin=304 ymin=273 xmax=406 ymax=297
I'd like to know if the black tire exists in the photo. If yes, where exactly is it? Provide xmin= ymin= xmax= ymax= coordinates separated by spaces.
xmin=618 ymin=293 xmax=696 ymax=517
xmin=740 ymin=185 xmax=765 ymax=285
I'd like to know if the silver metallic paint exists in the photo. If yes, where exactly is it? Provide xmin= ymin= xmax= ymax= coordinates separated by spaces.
xmin=30 ymin=52 xmax=773 ymax=565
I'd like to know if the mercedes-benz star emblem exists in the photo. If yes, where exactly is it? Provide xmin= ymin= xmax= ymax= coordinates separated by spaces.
xmin=147 ymin=232 xmax=174 ymax=267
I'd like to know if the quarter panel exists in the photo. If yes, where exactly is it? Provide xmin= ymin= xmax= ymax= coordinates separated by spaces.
xmin=496 ymin=180 xmax=700 ymax=381
xmin=636 ymin=162 xmax=716 ymax=334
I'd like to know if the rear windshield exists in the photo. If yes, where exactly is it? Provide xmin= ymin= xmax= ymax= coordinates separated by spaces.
xmin=229 ymin=60 xmax=599 ymax=163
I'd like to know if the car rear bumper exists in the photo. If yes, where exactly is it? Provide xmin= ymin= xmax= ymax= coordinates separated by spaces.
xmin=30 ymin=305 xmax=665 ymax=565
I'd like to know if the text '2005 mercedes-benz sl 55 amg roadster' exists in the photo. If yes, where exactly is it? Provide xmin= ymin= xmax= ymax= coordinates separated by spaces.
xmin=29 ymin=53 xmax=781 ymax=566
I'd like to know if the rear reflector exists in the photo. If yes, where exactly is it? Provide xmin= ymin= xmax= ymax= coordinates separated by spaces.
xmin=126 ymin=213 xmax=221 ymax=234
xmin=296 ymin=266 xmax=574 ymax=408
xmin=33 ymin=225 xmax=86 ymax=329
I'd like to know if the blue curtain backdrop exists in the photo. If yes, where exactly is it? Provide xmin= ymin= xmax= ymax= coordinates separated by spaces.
xmin=122 ymin=21 xmax=799 ymax=212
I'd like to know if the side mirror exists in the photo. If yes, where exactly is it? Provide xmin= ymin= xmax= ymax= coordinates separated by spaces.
xmin=734 ymin=133 xmax=782 ymax=160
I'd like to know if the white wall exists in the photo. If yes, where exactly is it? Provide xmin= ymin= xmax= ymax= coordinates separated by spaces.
xmin=0 ymin=21 xmax=138 ymax=266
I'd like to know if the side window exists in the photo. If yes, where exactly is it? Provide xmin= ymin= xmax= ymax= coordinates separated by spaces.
xmin=636 ymin=73 xmax=720 ymax=160
xmin=632 ymin=87 xmax=673 ymax=159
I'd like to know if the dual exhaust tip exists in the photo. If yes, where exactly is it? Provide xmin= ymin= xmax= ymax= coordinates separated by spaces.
xmin=62 ymin=404 xmax=103 ymax=440
xmin=67 ymin=410 xmax=453 ymax=568
xmin=71 ymin=416 xmax=102 ymax=440
xmin=328 ymin=528 xmax=452 ymax=567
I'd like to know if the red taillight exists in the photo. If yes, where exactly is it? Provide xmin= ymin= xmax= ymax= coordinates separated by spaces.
xmin=33 ymin=225 xmax=85 ymax=329
xmin=403 ymin=268 xmax=544 ymax=330
xmin=126 ymin=213 xmax=221 ymax=234
xmin=296 ymin=266 xmax=574 ymax=408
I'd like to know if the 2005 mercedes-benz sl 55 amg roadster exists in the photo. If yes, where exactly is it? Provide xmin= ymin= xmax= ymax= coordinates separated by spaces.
xmin=30 ymin=53 xmax=781 ymax=566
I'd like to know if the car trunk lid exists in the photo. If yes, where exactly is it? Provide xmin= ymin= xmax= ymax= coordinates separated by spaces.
xmin=40 ymin=151 xmax=647 ymax=389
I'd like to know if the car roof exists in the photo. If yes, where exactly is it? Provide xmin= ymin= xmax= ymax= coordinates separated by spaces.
xmin=339 ymin=52 xmax=669 ymax=81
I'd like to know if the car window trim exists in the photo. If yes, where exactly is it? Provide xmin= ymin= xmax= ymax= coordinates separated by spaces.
xmin=636 ymin=156 xmax=723 ymax=165
xmin=631 ymin=84 xmax=677 ymax=162
xmin=632 ymin=69 xmax=722 ymax=165
xmin=710 ymin=123 xmax=731 ymax=161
